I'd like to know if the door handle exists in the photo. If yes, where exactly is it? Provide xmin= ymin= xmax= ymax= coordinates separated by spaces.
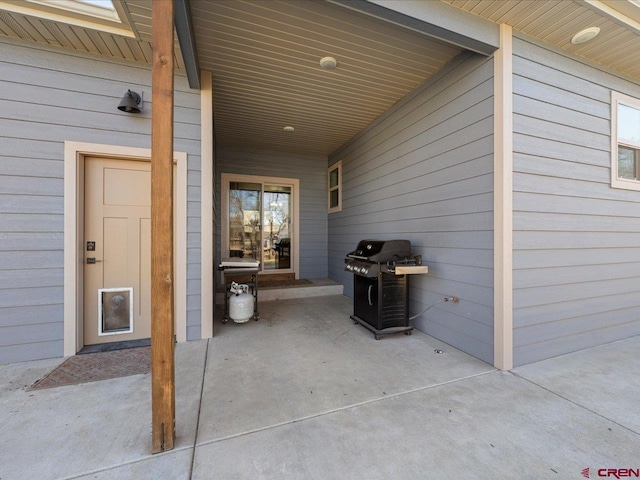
xmin=86 ymin=258 xmax=103 ymax=264
xmin=368 ymin=285 xmax=373 ymax=306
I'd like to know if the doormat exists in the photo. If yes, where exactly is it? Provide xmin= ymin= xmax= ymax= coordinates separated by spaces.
xmin=29 ymin=347 xmax=150 ymax=390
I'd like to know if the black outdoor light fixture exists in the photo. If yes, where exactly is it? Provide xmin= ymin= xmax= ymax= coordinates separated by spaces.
xmin=117 ymin=89 xmax=142 ymax=113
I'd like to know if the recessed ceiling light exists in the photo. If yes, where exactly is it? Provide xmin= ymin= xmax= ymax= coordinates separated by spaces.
xmin=283 ymin=126 xmax=295 ymax=132
xmin=571 ymin=27 xmax=600 ymax=45
xmin=319 ymin=56 xmax=337 ymax=70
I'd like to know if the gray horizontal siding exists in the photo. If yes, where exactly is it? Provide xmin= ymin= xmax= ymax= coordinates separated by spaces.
xmin=0 ymin=37 xmax=202 ymax=364
xmin=328 ymin=51 xmax=494 ymax=364
xmin=187 ymin=148 xmax=202 ymax=341
xmin=0 ymin=233 xmax=63 ymax=251
xmin=0 ymin=304 xmax=63 ymax=328
xmin=0 ymin=321 xmax=62 ymax=347
xmin=0 ymin=340 xmax=62 ymax=365
xmin=216 ymin=147 xmax=328 ymax=279
xmin=0 ymin=268 xmax=62 ymax=290
xmin=512 ymin=34 xmax=640 ymax=366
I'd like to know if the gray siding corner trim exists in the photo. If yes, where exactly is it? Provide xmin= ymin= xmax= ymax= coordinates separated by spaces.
xmin=511 ymin=34 xmax=640 ymax=366
xmin=328 ymin=52 xmax=495 ymax=364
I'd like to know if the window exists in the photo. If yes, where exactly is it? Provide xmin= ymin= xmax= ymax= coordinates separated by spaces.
xmin=328 ymin=161 xmax=342 ymax=213
xmin=612 ymin=91 xmax=640 ymax=191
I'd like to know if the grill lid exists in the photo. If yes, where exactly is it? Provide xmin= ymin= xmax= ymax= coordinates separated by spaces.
xmin=346 ymin=239 xmax=411 ymax=263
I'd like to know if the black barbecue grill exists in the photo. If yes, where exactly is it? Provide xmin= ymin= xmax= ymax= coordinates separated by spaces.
xmin=345 ymin=239 xmax=428 ymax=339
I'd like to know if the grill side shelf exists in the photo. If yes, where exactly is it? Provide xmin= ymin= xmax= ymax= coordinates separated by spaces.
xmin=392 ymin=265 xmax=428 ymax=275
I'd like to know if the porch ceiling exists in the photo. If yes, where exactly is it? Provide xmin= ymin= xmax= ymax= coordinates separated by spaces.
xmin=189 ymin=0 xmax=463 ymax=156
xmin=0 ymin=1 xmax=185 ymax=70
xmin=2 ymin=1 xmax=640 ymax=156
xmin=442 ymin=0 xmax=640 ymax=79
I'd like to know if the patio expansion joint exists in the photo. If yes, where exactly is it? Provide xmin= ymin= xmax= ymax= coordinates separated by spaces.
xmin=189 ymin=338 xmax=210 ymax=480
xmin=60 ymin=445 xmax=194 ymax=480
xmin=195 ymin=367 xmax=497 ymax=449
xmin=60 ymin=340 xmax=211 ymax=480
xmin=511 ymin=372 xmax=640 ymax=437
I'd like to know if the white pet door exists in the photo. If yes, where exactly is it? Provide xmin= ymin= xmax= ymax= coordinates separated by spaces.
xmin=98 ymin=287 xmax=134 ymax=336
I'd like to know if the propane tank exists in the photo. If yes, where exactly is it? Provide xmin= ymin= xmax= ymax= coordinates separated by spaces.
xmin=229 ymin=283 xmax=254 ymax=323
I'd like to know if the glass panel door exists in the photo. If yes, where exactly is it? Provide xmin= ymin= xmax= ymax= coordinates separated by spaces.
xmin=223 ymin=174 xmax=298 ymax=275
xmin=228 ymin=182 xmax=261 ymax=260
xmin=263 ymin=185 xmax=292 ymax=271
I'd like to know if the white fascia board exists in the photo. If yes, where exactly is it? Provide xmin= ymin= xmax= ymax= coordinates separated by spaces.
xmin=582 ymin=0 xmax=640 ymax=33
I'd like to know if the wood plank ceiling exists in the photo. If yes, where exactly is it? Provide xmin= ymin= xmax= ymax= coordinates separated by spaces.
xmin=442 ymin=0 xmax=640 ymax=79
xmin=1 ymin=1 xmax=640 ymax=155
xmin=189 ymin=0 xmax=462 ymax=155
xmin=0 ymin=1 xmax=184 ymax=75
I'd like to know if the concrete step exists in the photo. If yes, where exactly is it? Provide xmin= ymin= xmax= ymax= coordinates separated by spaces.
xmin=216 ymin=278 xmax=343 ymax=304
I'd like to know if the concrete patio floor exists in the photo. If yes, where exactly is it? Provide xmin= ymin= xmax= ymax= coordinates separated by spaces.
xmin=1 ymin=295 xmax=639 ymax=479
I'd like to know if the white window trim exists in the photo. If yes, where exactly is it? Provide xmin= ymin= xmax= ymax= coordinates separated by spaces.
xmin=328 ymin=160 xmax=342 ymax=213
xmin=611 ymin=91 xmax=640 ymax=192
xmin=221 ymin=173 xmax=300 ymax=278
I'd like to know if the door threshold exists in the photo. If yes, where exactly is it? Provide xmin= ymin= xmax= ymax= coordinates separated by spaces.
xmin=79 ymin=338 xmax=151 ymax=354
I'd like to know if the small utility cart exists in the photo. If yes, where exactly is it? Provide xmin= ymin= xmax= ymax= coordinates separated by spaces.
xmin=218 ymin=258 xmax=260 ymax=323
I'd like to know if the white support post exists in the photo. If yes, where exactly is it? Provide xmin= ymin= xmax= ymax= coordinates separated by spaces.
xmin=493 ymin=24 xmax=514 ymax=371
xmin=201 ymin=70 xmax=214 ymax=339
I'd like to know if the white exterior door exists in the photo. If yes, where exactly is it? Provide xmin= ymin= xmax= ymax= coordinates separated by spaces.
xmin=83 ymin=157 xmax=156 ymax=345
